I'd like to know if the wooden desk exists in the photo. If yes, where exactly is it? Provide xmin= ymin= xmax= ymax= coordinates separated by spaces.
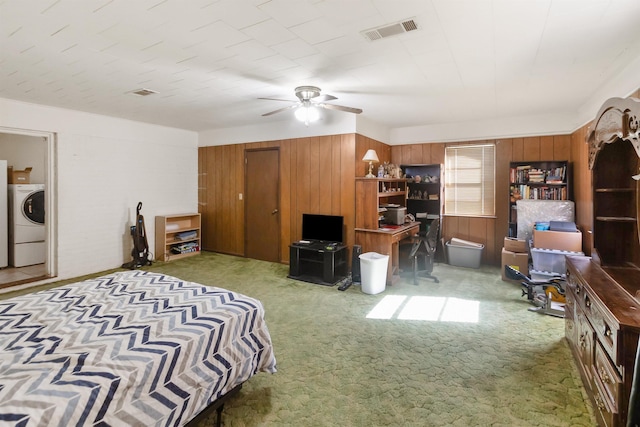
xmin=355 ymin=222 xmax=420 ymax=285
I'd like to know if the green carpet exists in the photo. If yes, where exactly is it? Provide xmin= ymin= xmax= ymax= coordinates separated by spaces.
xmin=2 ymin=252 xmax=597 ymax=426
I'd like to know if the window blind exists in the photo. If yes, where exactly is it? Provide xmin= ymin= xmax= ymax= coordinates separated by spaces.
xmin=444 ymin=144 xmax=495 ymax=216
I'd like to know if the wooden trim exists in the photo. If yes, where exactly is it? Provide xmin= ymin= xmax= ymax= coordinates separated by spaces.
xmin=587 ymin=97 xmax=640 ymax=169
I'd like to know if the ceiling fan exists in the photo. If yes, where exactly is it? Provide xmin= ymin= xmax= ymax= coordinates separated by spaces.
xmin=259 ymin=86 xmax=362 ymax=124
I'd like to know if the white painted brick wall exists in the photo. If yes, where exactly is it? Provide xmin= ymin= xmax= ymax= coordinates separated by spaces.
xmin=0 ymin=98 xmax=198 ymax=281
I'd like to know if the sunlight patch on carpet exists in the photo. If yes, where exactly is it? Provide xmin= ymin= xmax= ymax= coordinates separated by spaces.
xmin=366 ymin=295 xmax=406 ymax=319
xmin=367 ymin=295 xmax=479 ymax=323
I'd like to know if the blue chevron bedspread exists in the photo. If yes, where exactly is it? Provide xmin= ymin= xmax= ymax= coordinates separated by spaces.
xmin=0 ymin=270 xmax=277 ymax=426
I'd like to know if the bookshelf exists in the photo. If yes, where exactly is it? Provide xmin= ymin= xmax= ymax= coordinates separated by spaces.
xmin=508 ymin=161 xmax=571 ymax=237
xmin=400 ymin=164 xmax=443 ymax=235
xmin=155 ymin=213 xmax=201 ymax=262
xmin=591 ymin=140 xmax=639 ymax=267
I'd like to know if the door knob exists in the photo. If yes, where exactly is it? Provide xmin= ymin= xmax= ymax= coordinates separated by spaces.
xmin=272 ymin=209 xmax=279 ymax=214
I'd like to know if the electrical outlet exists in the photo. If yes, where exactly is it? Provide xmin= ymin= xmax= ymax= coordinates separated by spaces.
xmin=239 ymin=193 xmax=243 ymax=200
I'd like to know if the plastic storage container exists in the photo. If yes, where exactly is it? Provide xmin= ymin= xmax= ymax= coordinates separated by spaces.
xmin=359 ymin=252 xmax=389 ymax=295
xmin=446 ymin=238 xmax=484 ymax=269
xmin=530 ymin=248 xmax=584 ymax=274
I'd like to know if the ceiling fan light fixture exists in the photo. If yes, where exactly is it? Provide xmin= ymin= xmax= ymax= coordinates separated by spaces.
xmin=295 ymin=85 xmax=321 ymax=101
xmin=295 ymin=104 xmax=320 ymax=125
xmin=260 ymin=86 xmax=361 ymax=121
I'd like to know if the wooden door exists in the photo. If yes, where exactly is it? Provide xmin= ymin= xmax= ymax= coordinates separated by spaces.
xmin=245 ymin=148 xmax=280 ymax=262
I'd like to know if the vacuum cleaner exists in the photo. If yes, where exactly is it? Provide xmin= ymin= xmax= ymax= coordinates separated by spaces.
xmin=122 ymin=202 xmax=153 ymax=269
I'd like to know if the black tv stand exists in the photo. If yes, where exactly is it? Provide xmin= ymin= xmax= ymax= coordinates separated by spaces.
xmin=288 ymin=242 xmax=348 ymax=286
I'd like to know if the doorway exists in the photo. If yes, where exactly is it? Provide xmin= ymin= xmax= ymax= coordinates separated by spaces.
xmin=245 ymin=148 xmax=280 ymax=263
xmin=0 ymin=129 xmax=55 ymax=290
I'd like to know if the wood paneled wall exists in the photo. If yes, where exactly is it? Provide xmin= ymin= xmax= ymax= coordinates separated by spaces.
xmin=199 ymin=134 xmax=356 ymax=264
xmin=570 ymin=123 xmax=593 ymax=255
xmin=355 ymin=134 xmax=391 ymax=177
xmin=387 ymin=136 xmax=573 ymax=265
xmin=198 ymin=144 xmax=244 ymax=256
xmin=201 ymin=89 xmax=640 ymax=268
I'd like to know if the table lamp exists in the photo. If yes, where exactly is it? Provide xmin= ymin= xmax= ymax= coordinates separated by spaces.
xmin=362 ymin=149 xmax=379 ymax=178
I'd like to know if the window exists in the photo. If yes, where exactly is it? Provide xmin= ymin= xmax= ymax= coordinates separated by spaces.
xmin=444 ymin=144 xmax=495 ymax=216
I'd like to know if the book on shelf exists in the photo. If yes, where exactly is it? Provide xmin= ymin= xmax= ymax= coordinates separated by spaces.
xmin=510 ymin=165 xmax=531 ymax=183
xmin=528 ymin=168 xmax=545 ymax=183
xmin=513 ymin=185 xmax=567 ymax=200
xmin=509 ymin=164 xmax=567 ymax=184
xmin=175 ymin=230 xmax=198 ymax=241
xmin=171 ymin=241 xmax=199 ymax=254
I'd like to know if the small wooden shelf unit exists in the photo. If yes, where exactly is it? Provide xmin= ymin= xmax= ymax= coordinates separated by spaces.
xmin=155 ymin=213 xmax=201 ymax=262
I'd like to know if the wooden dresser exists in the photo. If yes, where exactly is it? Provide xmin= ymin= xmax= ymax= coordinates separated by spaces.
xmin=564 ymin=97 xmax=640 ymax=427
xmin=565 ymin=256 xmax=640 ymax=427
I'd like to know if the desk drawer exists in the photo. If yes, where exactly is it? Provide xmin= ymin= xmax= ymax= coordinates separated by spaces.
xmin=391 ymin=227 xmax=416 ymax=243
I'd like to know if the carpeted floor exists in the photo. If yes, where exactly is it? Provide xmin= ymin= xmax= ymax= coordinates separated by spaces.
xmin=2 ymin=252 xmax=597 ymax=426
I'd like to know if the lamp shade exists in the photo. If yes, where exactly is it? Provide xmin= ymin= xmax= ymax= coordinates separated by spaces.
xmin=295 ymin=105 xmax=320 ymax=123
xmin=362 ymin=149 xmax=379 ymax=163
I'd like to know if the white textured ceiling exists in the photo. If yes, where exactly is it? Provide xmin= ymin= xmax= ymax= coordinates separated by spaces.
xmin=1 ymin=0 xmax=640 ymax=135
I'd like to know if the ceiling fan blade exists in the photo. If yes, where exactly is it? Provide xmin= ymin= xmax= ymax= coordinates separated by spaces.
xmin=314 ymin=94 xmax=337 ymax=102
xmin=258 ymin=97 xmax=297 ymax=102
xmin=319 ymin=103 xmax=363 ymax=114
xmin=262 ymin=104 xmax=299 ymax=117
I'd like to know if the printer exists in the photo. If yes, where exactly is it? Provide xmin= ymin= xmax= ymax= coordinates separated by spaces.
xmin=383 ymin=206 xmax=407 ymax=225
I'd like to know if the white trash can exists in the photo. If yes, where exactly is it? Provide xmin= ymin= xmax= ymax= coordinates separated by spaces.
xmin=359 ymin=252 xmax=389 ymax=295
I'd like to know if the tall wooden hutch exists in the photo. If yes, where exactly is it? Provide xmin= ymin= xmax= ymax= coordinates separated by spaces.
xmin=564 ymin=97 xmax=640 ymax=427
xmin=354 ymin=178 xmax=420 ymax=285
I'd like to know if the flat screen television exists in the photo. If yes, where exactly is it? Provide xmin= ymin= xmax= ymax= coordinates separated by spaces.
xmin=302 ymin=214 xmax=344 ymax=243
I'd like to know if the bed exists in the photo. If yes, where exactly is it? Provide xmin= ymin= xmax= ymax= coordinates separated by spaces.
xmin=0 ymin=270 xmax=277 ymax=426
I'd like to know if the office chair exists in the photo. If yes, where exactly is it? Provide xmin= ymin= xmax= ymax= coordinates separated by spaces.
xmin=408 ymin=218 xmax=440 ymax=285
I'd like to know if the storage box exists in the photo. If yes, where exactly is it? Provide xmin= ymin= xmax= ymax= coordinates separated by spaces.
xmin=501 ymin=248 xmax=529 ymax=281
xmin=549 ymin=221 xmax=577 ymax=232
xmin=530 ymin=247 xmax=584 ymax=274
xmin=504 ymin=237 xmax=527 ymax=253
xmin=7 ymin=166 xmax=32 ymax=184
xmin=446 ymin=239 xmax=484 ymax=268
xmin=532 ymin=229 xmax=582 ymax=252
xmin=383 ymin=207 xmax=406 ymax=225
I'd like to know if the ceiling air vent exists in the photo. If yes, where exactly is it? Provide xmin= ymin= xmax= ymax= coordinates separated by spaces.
xmin=129 ymin=88 xmax=158 ymax=96
xmin=361 ymin=18 xmax=419 ymax=42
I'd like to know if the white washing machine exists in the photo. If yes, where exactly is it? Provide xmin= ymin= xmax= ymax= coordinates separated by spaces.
xmin=8 ymin=184 xmax=45 ymax=267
